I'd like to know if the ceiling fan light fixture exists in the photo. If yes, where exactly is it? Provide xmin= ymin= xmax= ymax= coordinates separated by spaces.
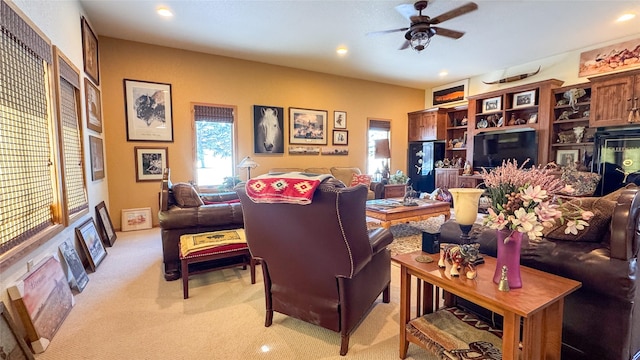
xmin=409 ymin=31 xmax=432 ymax=52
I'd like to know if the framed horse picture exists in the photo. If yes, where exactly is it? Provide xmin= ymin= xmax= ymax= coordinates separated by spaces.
xmin=253 ymin=105 xmax=284 ymax=154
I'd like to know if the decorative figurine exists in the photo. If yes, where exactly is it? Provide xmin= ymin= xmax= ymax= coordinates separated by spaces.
xmin=573 ymin=126 xmax=585 ymax=143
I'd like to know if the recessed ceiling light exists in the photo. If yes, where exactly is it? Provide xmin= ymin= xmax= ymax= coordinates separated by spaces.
xmin=336 ymin=47 xmax=348 ymax=55
xmin=616 ymin=13 xmax=636 ymax=22
xmin=157 ymin=7 xmax=173 ymax=17
xmin=439 ymin=71 xmax=449 ymax=77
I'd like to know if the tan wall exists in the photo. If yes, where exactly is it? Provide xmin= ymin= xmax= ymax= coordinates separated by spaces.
xmin=99 ymin=37 xmax=425 ymax=229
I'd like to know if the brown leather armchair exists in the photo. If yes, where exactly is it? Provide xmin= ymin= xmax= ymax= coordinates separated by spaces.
xmin=236 ymin=178 xmax=393 ymax=356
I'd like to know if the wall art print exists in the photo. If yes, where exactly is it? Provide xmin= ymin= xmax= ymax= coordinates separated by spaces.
xmin=81 ymin=16 xmax=99 ymax=85
xmin=135 ymin=147 xmax=168 ymax=182
xmin=579 ymin=37 xmax=640 ymax=77
xmin=124 ymin=79 xmax=173 ymax=142
xmin=432 ymin=79 xmax=469 ymax=106
xmin=289 ymin=107 xmax=328 ymax=145
xmin=253 ymin=105 xmax=284 ymax=154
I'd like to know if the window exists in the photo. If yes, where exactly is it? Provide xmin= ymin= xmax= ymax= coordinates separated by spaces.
xmin=1 ymin=0 xmax=62 ymax=258
xmin=54 ymin=49 xmax=88 ymax=225
xmin=193 ymin=104 xmax=237 ymax=188
xmin=367 ymin=119 xmax=391 ymax=175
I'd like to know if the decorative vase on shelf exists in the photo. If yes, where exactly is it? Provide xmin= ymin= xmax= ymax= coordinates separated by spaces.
xmin=493 ymin=229 xmax=523 ymax=289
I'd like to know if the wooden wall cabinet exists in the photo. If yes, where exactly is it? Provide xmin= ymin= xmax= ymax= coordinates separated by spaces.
xmin=590 ymin=69 xmax=640 ymax=127
xmin=466 ymin=79 xmax=564 ymax=166
xmin=435 ymin=168 xmax=461 ymax=189
xmin=408 ymin=108 xmax=447 ymax=142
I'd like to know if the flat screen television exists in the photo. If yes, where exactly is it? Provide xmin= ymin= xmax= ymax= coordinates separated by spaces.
xmin=473 ymin=128 xmax=538 ymax=170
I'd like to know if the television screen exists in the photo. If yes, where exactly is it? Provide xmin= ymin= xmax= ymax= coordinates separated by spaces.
xmin=473 ymin=129 xmax=538 ymax=170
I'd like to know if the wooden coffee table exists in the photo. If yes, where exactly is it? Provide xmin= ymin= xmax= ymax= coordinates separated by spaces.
xmin=365 ymin=198 xmax=450 ymax=229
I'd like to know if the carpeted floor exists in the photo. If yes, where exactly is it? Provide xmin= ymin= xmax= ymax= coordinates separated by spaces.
xmin=33 ymin=227 xmax=440 ymax=360
xmin=369 ymin=215 xmax=446 ymax=256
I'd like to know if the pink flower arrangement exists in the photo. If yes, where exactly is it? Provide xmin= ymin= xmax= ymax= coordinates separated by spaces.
xmin=481 ymin=160 xmax=594 ymax=241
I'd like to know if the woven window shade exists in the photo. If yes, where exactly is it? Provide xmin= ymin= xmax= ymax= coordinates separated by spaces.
xmin=369 ymin=120 xmax=391 ymax=131
xmin=0 ymin=3 xmax=56 ymax=254
xmin=59 ymin=78 xmax=88 ymax=216
xmin=194 ymin=105 xmax=234 ymax=123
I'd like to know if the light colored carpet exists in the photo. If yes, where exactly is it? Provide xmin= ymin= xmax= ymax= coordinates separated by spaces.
xmin=370 ymin=215 xmax=446 ymax=256
xmin=34 ymin=227 xmax=440 ymax=360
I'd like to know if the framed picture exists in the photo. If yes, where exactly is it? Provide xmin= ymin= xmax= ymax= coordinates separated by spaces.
xmin=579 ymin=37 xmax=640 ymax=77
xmin=556 ymin=149 xmax=579 ymax=167
xmin=482 ymin=97 xmax=501 ymax=113
xmin=334 ymin=111 xmax=347 ymax=129
xmin=95 ymin=201 xmax=117 ymax=247
xmin=432 ymin=78 xmax=469 ymax=106
xmin=288 ymin=146 xmax=320 ymax=155
xmin=513 ymin=90 xmax=536 ymax=109
xmin=7 ymin=256 xmax=75 ymax=353
xmin=333 ymin=130 xmax=348 ymax=145
xmin=124 ymin=79 xmax=173 ymax=142
xmin=81 ymin=17 xmax=99 ymax=85
xmin=135 ymin=147 xmax=168 ymax=182
xmin=59 ymin=240 xmax=89 ymax=292
xmin=89 ymin=135 xmax=104 ymax=181
xmin=321 ymin=147 xmax=349 ymax=155
xmin=289 ymin=107 xmax=328 ymax=145
xmin=84 ymin=78 xmax=102 ymax=133
xmin=121 ymin=207 xmax=153 ymax=232
xmin=75 ymin=218 xmax=107 ymax=271
xmin=0 ymin=301 xmax=35 ymax=360
xmin=253 ymin=105 xmax=284 ymax=154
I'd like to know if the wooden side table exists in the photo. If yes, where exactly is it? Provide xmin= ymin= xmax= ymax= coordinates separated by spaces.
xmin=392 ymin=251 xmax=581 ymax=360
xmin=384 ymin=184 xmax=406 ymax=198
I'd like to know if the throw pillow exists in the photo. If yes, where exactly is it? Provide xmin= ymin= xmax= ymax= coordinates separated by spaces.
xmin=350 ymin=174 xmax=372 ymax=188
xmin=172 ymin=183 xmax=204 ymax=207
xmin=542 ymin=197 xmax=615 ymax=242
xmin=560 ymin=169 xmax=601 ymax=197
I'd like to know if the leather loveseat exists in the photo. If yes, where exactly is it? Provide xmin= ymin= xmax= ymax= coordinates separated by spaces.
xmin=438 ymin=186 xmax=640 ymax=360
xmin=158 ymin=169 xmax=243 ymax=281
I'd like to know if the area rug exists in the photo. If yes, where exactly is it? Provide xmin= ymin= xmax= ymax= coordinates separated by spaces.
xmin=368 ymin=215 xmax=446 ymax=256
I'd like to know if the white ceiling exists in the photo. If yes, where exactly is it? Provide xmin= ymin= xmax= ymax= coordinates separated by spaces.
xmin=79 ymin=0 xmax=640 ymax=89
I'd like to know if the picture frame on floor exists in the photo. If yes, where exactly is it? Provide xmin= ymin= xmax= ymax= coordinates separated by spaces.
xmin=59 ymin=240 xmax=89 ymax=292
xmin=95 ymin=201 xmax=117 ymax=247
xmin=6 ymin=256 xmax=75 ymax=354
xmin=75 ymin=218 xmax=107 ymax=271
xmin=121 ymin=207 xmax=153 ymax=232
xmin=0 ymin=301 xmax=35 ymax=360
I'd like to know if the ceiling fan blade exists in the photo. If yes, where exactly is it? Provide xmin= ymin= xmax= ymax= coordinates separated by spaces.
xmin=366 ymin=28 xmax=409 ymax=36
xmin=429 ymin=2 xmax=478 ymax=24
xmin=433 ymin=27 xmax=465 ymax=39
xmin=395 ymin=3 xmax=418 ymax=20
xmin=399 ymin=40 xmax=411 ymax=50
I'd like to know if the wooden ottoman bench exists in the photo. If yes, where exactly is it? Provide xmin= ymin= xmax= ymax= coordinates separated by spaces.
xmin=179 ymin=229 xmax=256 ymax=299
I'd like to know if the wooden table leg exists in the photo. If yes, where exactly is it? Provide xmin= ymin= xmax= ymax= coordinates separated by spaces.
xmin=522 ymin=300 xmax=563 ymax=360
xmin=423 ymin=281 xmax=433 ymax=314
xmin=502 ymin=311 xmax=521 ymax=360
xmin=399 ymin=265 xmax=410 ymax=359
xmin=415 ymin=278 xmax=422 ymax=317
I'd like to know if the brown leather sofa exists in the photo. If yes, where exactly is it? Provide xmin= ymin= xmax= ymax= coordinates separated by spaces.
xmin=438 ymin=187 xmax=640 ymax=360
xmin=237 ymin=178 xmax=393 ymax=356
xmin=158 ymin=169 xmax=244 ymax=281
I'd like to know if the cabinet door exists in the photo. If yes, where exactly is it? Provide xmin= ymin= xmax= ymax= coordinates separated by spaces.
xmin=590 ymin=75 xmax=635 ymax=127
xmin=408 ymin=113 xmax=422 ymax=141
xmin=421 ymin=113 xmax=437 ymax=140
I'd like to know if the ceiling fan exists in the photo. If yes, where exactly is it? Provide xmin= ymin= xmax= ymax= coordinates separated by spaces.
xmin=368 ymin=1 xmax=478 ymax=52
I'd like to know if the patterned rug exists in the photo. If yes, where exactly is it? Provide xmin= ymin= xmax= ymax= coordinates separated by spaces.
xmin=368 ymin=215 xmax=447 ymax=256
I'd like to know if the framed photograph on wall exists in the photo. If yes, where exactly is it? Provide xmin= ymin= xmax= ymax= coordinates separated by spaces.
xmin=556 ymin=149 xmax=579 ymax=167
xmin=135 ymin=147 xmax=168 ymax=182
xmin=333 ymin=111 xmax=347 ymax=129
xmin=432 ymin=78 xmax=469 ymax=106
xmin=95 ymin=201 xmax=117 ymax=247
xmin=59 ymin=240 xmax=89 ymax=292
xmin=121 ymin=207 xmax=153 ymax=232
xmin=482 ymin=96 xmax=501 ymax=113
xmin=0 ymin=301 xmax=35 ymax=360
xmin=7 ymin=256 xmax=75 ymax=353
xmin=75 ymin=218 xmax=107 ymax=271
xmin=513 ymin=90 xmax=536 ymax=108
xmin=89 ymin=135 xmax=104 ymax=181
xmin=84 ymin=78 xmax=102 ymax=133
xmin=333 ymin=130 xmax=348 ymax=145
xmin=81 ymin=16 xmax=99 ymax=85
xmin=253 ymin=105 xmax=284 ymax=154
xmin=124 ymin=79 xmax=173 ymax=142
xmin=289 ymin=107 xmax=328 ymax=145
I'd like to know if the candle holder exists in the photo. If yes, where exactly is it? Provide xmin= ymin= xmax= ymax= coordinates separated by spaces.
xmin=449 ymin=188 xmax=485 ymax=265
